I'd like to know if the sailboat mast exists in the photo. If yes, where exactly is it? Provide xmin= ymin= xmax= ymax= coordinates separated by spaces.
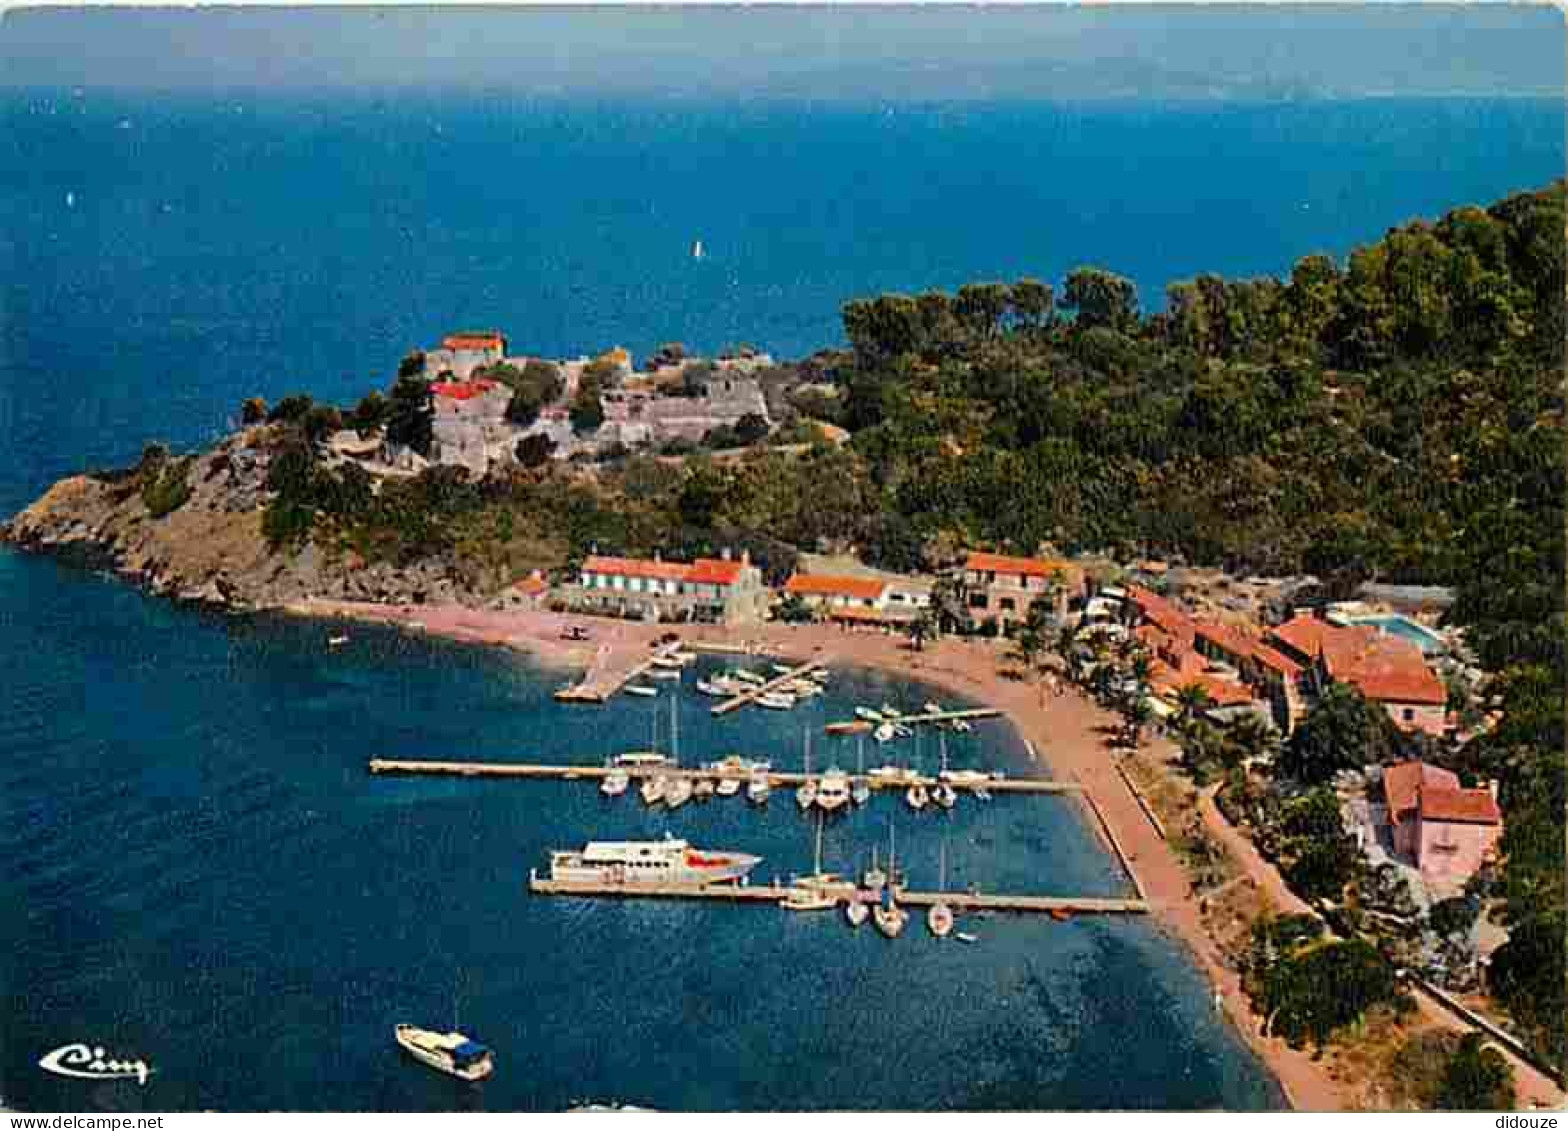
xmin=814 ymin=810 xmax=824 ymax=875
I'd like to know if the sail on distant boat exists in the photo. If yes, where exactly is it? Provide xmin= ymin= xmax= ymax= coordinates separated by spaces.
xmin=692 ymin=240 xmax=704 ymax=260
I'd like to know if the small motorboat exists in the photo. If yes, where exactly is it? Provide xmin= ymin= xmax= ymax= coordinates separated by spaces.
xmin=651 ymin=654 xmax=686 ymax=670
xmin=601 ymin=769 xmax=630 ymax=797
xmin=951 ymin=719 xmax=972 ymax=733
xmin=795 ymin=778 xmax=818 ymax=811
xmin=757 ymin=692 xmax=795 ymax=710
xmin=927 ymin=903 xmax=955 ymax=938
xmin=625 ymin=685 xmax=658 ymax=698
xmin=664 ymin=777 xmax=694 ymax=809
xmin=973 ymin=785 xmax=992 ymax=802
xmin=873 ymin=722 xmax=897 ymax=744
xmin=646 ymin=668 xmax=682 ymax=681
xmin=845 ymin=896 xmax=870 ymax=928
xmin=850 ymin=778 xmax=870 ymax=806
xmin=731 ymin=669 xmax=767 ymax=685
xmin=328 ymin=634 xmax=350 ymax=648
xmin=855 ymin=707 xmax=884 ymax=723
xmin=693 ymin=777 xmax=715 ymax=801
xmin=1050 ymin=907 xmax=1074 ymax=922
xmin=873 ymin=899 xmax=908 ymax=939
xmin=924 ymin=702 xmax=944 ymax=715
xmin=816 ymin=768 xmax=851 ymax=812
xmin=954 ymin=931 xmax=979 ymax=944
xmin=780 ymin=888 xmax=836 ymax=912
xmin=640 ymin=776 xmax=667 ymax=806
xmin=695 ymin=678 xmax=736 ymax=697
xmin=771 ymin=663 xmax=795 ymax=676
xmin=879 ymin=704 xmax=903 ymax=720
xmin=905 ymin=783 xmax=929 ymax=811
xmin=932 ymin=783 xmax=957 ymax=810
xmin=716 ymin=775 xmax=742 ymax=798
xmin=394 ymin=1025 xmax=494 ymax=1082
xmin=747 ymin=771 xmax=772 ymax=805
xmin=826 ymin=720 xmax=873 ymax=736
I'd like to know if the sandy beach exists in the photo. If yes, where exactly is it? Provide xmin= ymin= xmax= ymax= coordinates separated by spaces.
xmin=290 ymin=599 xmax=1562 ymax=1111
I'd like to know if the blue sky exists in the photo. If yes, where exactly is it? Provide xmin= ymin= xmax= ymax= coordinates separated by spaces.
xmin=1 ymin=5 xmax=1562 ymax=98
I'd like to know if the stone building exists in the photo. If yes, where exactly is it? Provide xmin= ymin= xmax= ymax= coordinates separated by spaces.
xmin=559 ymin=551 xmax=770 ymax=625
xmin=422 ymin=332 xmax=508 ymax=382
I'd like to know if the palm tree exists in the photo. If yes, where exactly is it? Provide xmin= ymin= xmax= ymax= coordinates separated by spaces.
xmin=1012 ymin=624 xmax=1044 ymax=669
xmin=1124 ymin=697 xmax=1154 ymax=750
xmin=1225 ymin=713 xmax=1279 ymax=771
xmin=1172 ymin=682 xmax=1215 ymax=735
xmin=906 ymin=609 xmax=936 ymax=652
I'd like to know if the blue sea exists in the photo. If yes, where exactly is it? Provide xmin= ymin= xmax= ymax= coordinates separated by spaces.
xmin=0 ymin=79 xmax=1561 ymax=1111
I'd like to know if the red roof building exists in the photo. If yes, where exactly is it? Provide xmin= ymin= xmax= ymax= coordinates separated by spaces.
xmin=784 ymin=574 xmax=888 ymax=603
xmin=1382 ymin=761 xmax=1502 ymax=889
xmin=430 ymin=379 xmax=499 ymax=402
xmin=442 ymin=332 xmax=507 ymax=353
xmin=1268 ymin=614 xmax=1447 ymax=735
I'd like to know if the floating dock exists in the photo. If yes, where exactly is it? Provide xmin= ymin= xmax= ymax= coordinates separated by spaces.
xmin=367 ymin=758 xmax=1084 ymax=794
xmin=709 ymin=658 xmax=831 ymax=716
xmin=527 ymin=873 xmax=1148 ymax=915
xmin=824 ymin=707 xmax=1005 ymax=732
xmin=554 ymin=642 xmax=684 ymax=704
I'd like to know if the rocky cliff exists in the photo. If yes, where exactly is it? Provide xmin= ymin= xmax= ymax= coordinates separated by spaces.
xmin=1 ymin=428 xmax=489 ymax=611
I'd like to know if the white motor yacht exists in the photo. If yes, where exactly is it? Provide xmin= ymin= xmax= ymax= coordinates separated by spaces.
xmin=395 ymin=1025 xmax=494 ymax=1081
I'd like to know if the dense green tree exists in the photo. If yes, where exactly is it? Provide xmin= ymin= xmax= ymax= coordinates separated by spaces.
xmin=1435 ymin=1035 xmax=1514 ymax=1111
xmin=240 ymin=397 xmax=269 ymax=425
xmin=348 ymin=390 xmax=388 ymax=437
xmin=1280 ymin=684 xmax=1400 ymax=784
xmin=1062 ymin=267 xmax=1138 ymax=330
xmin=569 ymin=377 xmax=606 ymax=434
xmin=515 ymin=434 xmax=557 ymax=468
xmin=384 ymin=374 xmax=434 ymax=456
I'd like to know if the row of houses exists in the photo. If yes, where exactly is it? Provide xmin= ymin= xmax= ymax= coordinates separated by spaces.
xmin=515 ymin=550 xmax=1081 ymax=631
xmin=1112 ymin=584 xmax=1449 ymax=738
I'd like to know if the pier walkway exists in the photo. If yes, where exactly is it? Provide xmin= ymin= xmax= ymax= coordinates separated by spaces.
xmin=527 ymin=874 xmax=1148 ymax=915
xmin=554 ymin=641 xmax=683 ymax=704
xmin=710 ymin=658 xmax=830 ymax=716
xmin=367 ymin=758 xmax=1084 ymax=794
xmin=825 ymin=707 xmax=1005 ymax=731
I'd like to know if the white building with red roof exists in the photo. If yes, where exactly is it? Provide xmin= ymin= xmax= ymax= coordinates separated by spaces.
xmin=566 ymin=550 xmax=767 ymax=625
xmin=781 ymin=573 xmax=908 ymax=624
xmin=1382 ymin=761 xmax=1502 ymax=889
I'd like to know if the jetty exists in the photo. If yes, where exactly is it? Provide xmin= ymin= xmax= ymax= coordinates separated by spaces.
xmin=527 ymin=873 xmax=1148 ymax=916
xmin=825 ymin=707 xmax=1005 ymax=731
xmin=709 ymin=657 xmax=830 ymax=716
xmin=366 ymin=758 xmax=1083 ymax=794
xmin=554 ymin=641 xmax=684 ymax=704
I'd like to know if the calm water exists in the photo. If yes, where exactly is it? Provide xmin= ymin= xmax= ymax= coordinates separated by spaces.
xmin=0 ymin=86 xmax=1560 ymax=1111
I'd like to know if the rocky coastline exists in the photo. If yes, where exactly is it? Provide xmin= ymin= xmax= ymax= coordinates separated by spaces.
xmin=0 ymin=428 xmax=490 ymax=612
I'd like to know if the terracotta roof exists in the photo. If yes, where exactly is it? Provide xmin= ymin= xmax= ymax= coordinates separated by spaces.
xmin=686 ymin=558 xmax=746 ymax=586
xmin=964 ymin=552 xmax=1078 ymax=580
xmin=1194 ymin=621 xmax=1255 ymax=659
xmin=430 ymin=379 xmax=498 ymax=401
xmin=785 ymin=574 xmax=887 ymax=601
xmin=1250 ymin=642 xmax=1305 ymax=677
xmin=514 ymin=574 xmax=550 ymax=596
xmin=1269 ymin=613 xmax=1345 ymax=659
xmin=1384 ymin=761 xmax=1459 ymax=820
xmin=580 ymin=555 xmax=692 ymax=583
xmin=1124 ymin=584 xmax=1195 ymax=644
xmin=1150 ymin=664 xmax=1254 ymax=707
xmin=1419 ymin=786 xmax=1502 ymax=826
xmin=442 ymin=333 xmax=506 ymax=351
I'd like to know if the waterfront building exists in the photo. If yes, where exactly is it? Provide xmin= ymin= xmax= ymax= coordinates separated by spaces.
xmin=961 ymin=551 xmax=1081 ymax=628
xmin=422 ymin=331 xmax=508 ymax=381
xmin=562 ymin=551 xmax=769 ymax=625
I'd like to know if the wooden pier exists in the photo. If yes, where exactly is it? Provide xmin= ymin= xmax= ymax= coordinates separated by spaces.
xmin=554 ymin=642 xmax=684 ymax=704
xmin=824 ymin=707 xmax=1005 ymax=732
xmin=366 ymin=757 xmax=1084 ymax=794
xmin=527 ymin=873 xmax=1148 ymax=916
xmin=709 ymin=658 xmax=831 ymax=716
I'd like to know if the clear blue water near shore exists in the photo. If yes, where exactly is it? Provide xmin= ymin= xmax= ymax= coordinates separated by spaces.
xmin=0 ymin=79 xmax=1561 ymax=1110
